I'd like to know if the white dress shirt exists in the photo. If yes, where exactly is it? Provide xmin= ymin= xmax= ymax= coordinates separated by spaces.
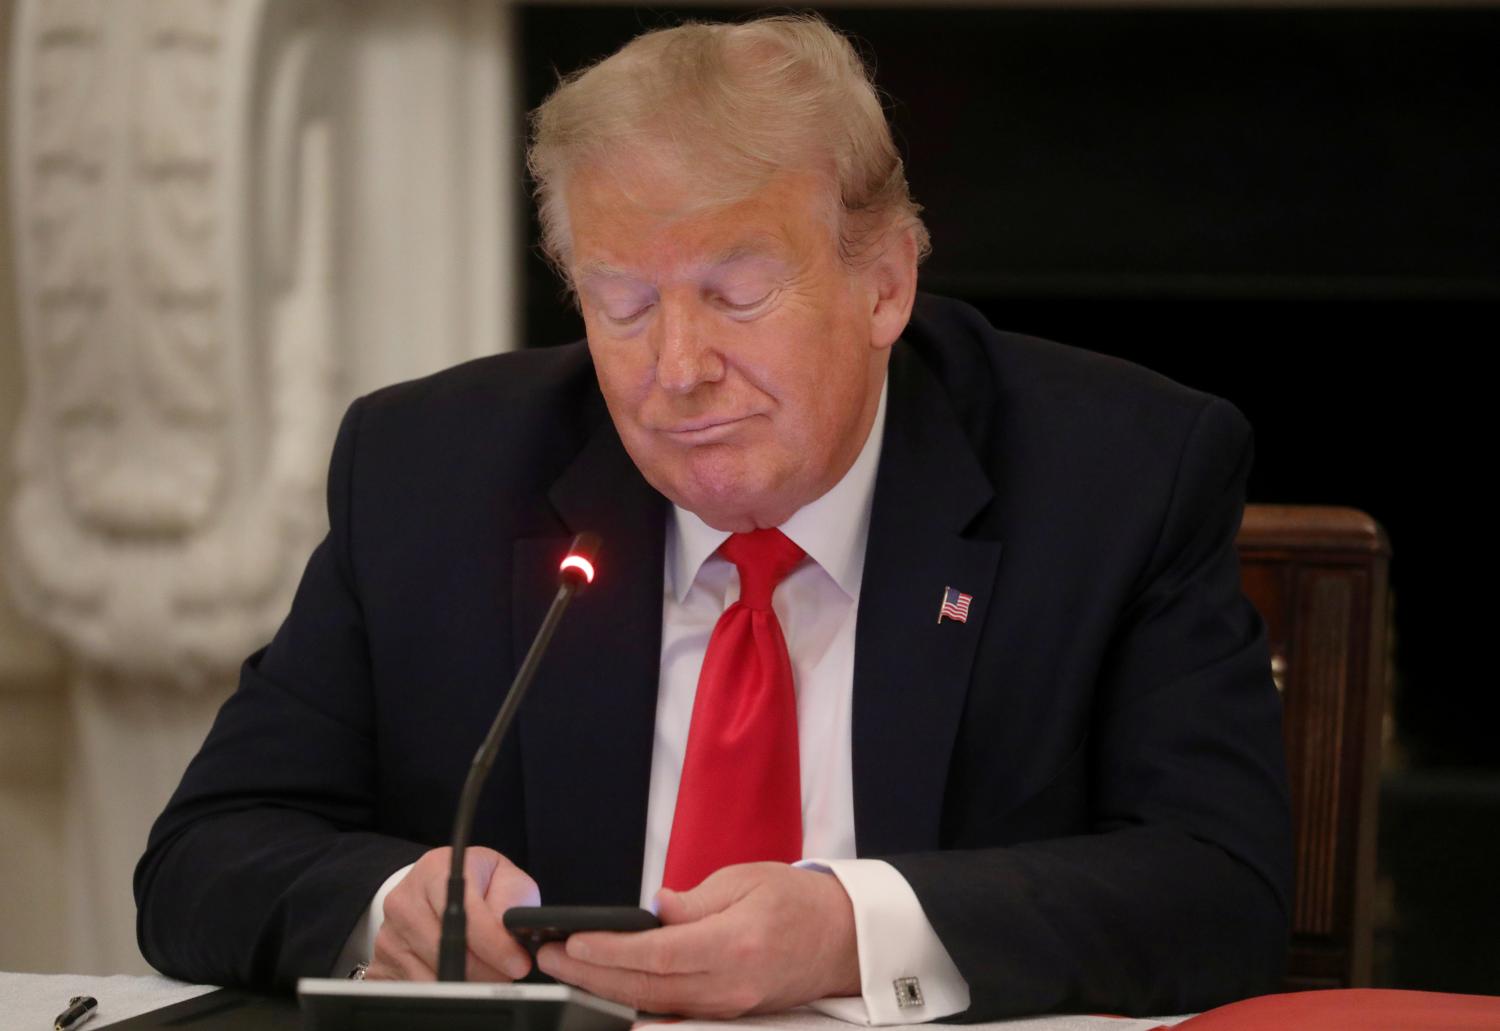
xmin=340 ymin=379 xmax=969 ymax=1024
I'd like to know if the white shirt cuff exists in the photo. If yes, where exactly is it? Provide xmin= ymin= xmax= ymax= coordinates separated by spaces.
xmin=331 ymin=862 xmax=415 ymax=975
xmin=796 ymin=858 xmax=970 ymax=1025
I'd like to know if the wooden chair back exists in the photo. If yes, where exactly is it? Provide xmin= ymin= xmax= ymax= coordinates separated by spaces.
xmin=1236 ymin=504 xmax=1391 ymax=990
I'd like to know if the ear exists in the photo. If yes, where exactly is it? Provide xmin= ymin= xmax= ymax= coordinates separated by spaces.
xmin=865 ymin=226 xmax=919 ymax=352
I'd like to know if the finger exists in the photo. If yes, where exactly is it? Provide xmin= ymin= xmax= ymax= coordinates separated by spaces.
xmin=479 ymin=862 xmax=541 ymax=924
xmin=572 ymin=865 xmax=793 ymax=974
xmin=364 ymin=954 xmax=406 ymax=981
xmin=463 ymin=881 xmax=533 ymax=980
xmin=564 ymin=923 xmax=712 ymax=976
xmin=656 ymin=863 xmax=768 ymax=925
xmin=655 ymin=887 xmax=700 ymax=925
xmin=387 ymin=872 xmax=523 ymax=978
xmin=381 ymin=847 xmax=537 ymax=980
xmin=382 ymin=888 xmax=442 ymax=968
xmin=478 ymin=855 xmax=540 ymax=910
xmin=465 ymin=947 xmax=512 ymax=983
xmin=538 ymin=942 xmax=743 ymax=1017
xmin=373 ymin=916 xmax=515 ymax=983
xmin=474 ymin=864 xmax=540 ymax=978
xmin=463 ymin=847 xmax=503 ymax=888
xmin=566 ymin=927 xmax=685 ymax=975
xmin=373 ymin=932 xmax=435 ymax=982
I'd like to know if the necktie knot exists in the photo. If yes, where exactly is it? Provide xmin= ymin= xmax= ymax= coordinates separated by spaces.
xmin=720 ymin=529 xmax=805 ymax=610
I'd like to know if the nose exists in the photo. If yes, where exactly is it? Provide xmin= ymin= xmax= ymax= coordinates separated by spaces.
xmin=652 ymin=293 xmax=725 ymax=394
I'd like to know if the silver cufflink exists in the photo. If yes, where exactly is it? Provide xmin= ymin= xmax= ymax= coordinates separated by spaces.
xmin=893 ymin=977 xmax=923 ymax=1009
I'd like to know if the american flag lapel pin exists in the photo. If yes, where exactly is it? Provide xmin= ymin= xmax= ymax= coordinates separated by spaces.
xmin=938 ymin=586 xmax=973 ymax=624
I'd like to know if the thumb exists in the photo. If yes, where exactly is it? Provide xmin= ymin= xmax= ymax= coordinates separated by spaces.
xmin=463 ymin=846 xmax=504 ymax=890
xmin=656 ymin=866 xmax=753 ymax=925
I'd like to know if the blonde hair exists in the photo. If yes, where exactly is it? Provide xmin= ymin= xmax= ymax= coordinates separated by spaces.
xmin=527 ymin=14 xmax=931 ymax=287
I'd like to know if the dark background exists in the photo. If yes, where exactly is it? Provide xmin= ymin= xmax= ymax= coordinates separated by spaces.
xmin=515 ymin=5 xmax=1500 ymax=992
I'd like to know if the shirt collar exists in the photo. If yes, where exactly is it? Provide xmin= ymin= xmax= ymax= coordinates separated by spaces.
xmin=668 ymin=376 xmax=888 ymax=603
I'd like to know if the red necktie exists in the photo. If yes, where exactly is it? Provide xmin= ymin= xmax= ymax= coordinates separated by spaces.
xmin=661 ymin=528 xmax=806 ymax=892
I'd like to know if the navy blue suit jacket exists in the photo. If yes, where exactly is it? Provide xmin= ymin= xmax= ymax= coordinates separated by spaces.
xmin=136 ymin=294 xmax=1292 ymax=1019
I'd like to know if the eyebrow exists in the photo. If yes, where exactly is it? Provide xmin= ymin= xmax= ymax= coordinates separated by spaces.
xmin=575 ymin=260 xmax=635 ymax=282
xmin=574 ymin=240 xmax=786 ymax=284
xmin=707 ymin=241 xmax=782 ymax=268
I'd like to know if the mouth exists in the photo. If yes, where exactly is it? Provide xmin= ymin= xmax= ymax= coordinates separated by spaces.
xmin=660 ymin=414 xmax=755 ymax=444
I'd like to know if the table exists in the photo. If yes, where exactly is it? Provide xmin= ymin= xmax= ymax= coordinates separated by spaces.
xmin=0 ymin=972 xmax=1187 ymax=1030
xmin=1 ymin=972 xmax=217 ymax=1027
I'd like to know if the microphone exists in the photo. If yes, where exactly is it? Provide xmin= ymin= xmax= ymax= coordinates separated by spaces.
xmin=438 ymin=531 xmax=600 ymax=981
xmin=298 ymin=532 xmax=633 ymax=1031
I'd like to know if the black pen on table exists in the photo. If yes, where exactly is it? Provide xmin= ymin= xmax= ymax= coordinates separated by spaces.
xmin=54 ymin=994 xmax=97 ymax=1031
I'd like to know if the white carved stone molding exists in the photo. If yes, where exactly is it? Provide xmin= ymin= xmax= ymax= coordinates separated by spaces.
xmin=8 ymin=0 xmax=343 ymax=684
xmin=5 ymin=0 xmax=515 ymax=973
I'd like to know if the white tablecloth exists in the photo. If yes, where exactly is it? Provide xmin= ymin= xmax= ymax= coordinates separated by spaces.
xmin=0 ymin=971 xmax=217 ymax=1027
xmin=0 ymin=971 xmax=1191 ymax=1030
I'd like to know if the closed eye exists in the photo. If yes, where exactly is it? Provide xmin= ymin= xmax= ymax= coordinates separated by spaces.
xmin=716 ymin=289 xmax=776 ymax=316
xmin=604 ymin=302 xmax=654 ymax=326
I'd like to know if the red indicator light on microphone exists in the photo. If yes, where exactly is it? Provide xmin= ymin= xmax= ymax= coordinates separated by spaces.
xmin=558 ymin=532 xmax=601 ymax=587
xmin=559 ymin=555 xmax=595 ymax=584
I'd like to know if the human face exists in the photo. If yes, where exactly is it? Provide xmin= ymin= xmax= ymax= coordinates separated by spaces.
xmin=567 ymin=161 xmax=899 ymax=532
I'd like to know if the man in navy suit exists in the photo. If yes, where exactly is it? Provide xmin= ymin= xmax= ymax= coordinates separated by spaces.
xmin=136 ymin=14 xmax=1290 ymax=1022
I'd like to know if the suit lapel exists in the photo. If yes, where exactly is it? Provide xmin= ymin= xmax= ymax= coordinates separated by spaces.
xmin=514 ymin=418 xmax=667 ymax=905
xmin=853 ymin=343 xmax=1004 ymax=857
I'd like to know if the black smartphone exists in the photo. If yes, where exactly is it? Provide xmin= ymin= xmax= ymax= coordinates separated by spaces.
xmin=503 ymin=905 xmax=661 ymax=951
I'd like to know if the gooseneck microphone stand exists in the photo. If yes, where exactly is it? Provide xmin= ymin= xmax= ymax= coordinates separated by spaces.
xmin=297 ymin=532 xmax=630 ymax=1029
xmin=437 ymin=531 xmax=601 ymax=982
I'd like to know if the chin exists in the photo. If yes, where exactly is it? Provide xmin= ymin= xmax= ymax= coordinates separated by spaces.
xmin=687 ymin=508 xmax=763 ymax=534
xmin=674 ymin=483 xmax=765 ymax=532
xmin=631 ymin=437 xmax=797 ymax=528
xmin=673 ymin=466 xmax=791 ymax=532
